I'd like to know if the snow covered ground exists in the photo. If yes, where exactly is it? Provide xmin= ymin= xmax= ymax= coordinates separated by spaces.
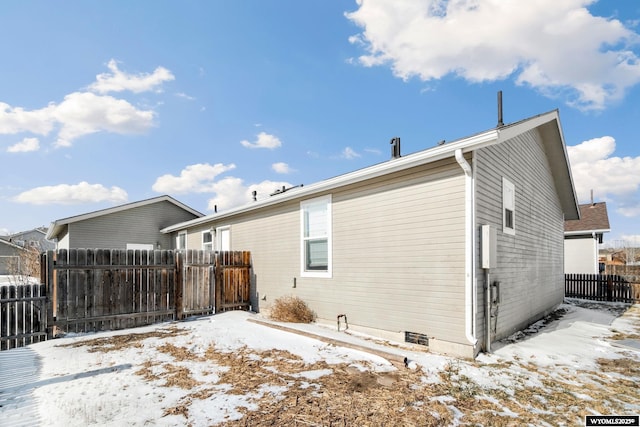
xmin=1 ymin=299 xmax=639 ymax=426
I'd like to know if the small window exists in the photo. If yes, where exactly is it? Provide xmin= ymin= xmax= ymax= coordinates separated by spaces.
xmin=202 ymin=230 xmax=213 ymax=251
xmin=301 ymin=195 xmax=332 ymax=277
xmin=502 ymin=177 xmax=515 ymax=235
xmin=176 ymin=231 xmax=187 ymax=250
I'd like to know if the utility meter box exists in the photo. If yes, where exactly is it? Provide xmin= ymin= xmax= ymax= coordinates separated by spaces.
xmin=481 ymin=224 xmax=497 ymax=269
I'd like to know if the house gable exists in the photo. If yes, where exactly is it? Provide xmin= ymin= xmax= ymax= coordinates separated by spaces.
xmin=47 ymin=195 xmax=203 ymax=250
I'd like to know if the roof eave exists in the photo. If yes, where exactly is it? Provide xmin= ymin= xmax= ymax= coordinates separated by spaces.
xmin=498 ymin=110 xmax=580 ymax=220
xmin=564 ymin=229 xmax=611 ymax=236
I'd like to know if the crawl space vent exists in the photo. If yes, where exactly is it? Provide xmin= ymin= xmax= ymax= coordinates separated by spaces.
xmin=405 ymin=331 xmax=429 ymax=346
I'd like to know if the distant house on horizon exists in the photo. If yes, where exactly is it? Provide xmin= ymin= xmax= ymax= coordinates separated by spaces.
xmin=564 ymin=202 xmax=610 ymax=274
xmin=0 ymin=237 xmax=32 ymax=275
xmin=6 ymin=226 xmax=56 ymax=252
xmin=46 ymin=195 xmax=203 ymax=251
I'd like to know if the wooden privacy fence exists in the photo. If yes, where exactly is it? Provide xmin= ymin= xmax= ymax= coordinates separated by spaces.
xmin=42 ymin=249 xmax=253 ymax=336
xmin=0 ymin=283 xmax=47 ymax=350
xmin=565 ymin=274 xmax=639 ymax=303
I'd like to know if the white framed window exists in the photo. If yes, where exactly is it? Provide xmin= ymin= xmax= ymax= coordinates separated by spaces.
xmin=502 ymin=177 xmax=515 ymax=235
xmin=202 ymin=230 xmax=213 ymax=251
xmin=216 ymin=226 xmax=230 ymax=251
xmin=300 ymin=195 xmax=332 ymax=278
xmin=176 ymin=231 xmax=187 ymax=250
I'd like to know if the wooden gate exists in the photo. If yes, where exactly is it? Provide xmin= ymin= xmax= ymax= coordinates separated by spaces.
xmin=216 ymin=251 xmax=252 ymax=312
xmin=178 ymin=250 xmax=216 ymax=318
xmin=178 ymin=250 xmax=252 ymax=316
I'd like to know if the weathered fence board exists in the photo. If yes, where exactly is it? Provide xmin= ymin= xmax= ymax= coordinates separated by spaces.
xmin=45 ymin=249 xmax=179 ymax=335
xmin=565 ymin=274 xmax=638 ymax=303
xmin=0 ymin=283 xmax=47 ymax=350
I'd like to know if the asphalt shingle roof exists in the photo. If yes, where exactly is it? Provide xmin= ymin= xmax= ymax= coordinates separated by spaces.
xmin=564 ymin=202 xmax=610 ymax=233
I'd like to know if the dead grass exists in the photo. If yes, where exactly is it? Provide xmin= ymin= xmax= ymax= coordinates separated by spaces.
xmin=269 ymin=295 xmax=316 ymax=323
xmin=58 ymin=325 xmax=186 ymax=353
xmin=57 ymin=313 xmax=640 ymax=426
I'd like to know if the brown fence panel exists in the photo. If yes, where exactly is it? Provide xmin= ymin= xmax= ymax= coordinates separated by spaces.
xmin=48 ymin=249 xmax=176 ymax=335
xmin=565 ymin=274 xmax=636 ymax=303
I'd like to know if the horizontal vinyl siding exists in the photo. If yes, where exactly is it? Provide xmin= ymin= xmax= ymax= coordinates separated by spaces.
xmin=475 ymin=129 xmax=565 ymax=343
xmin=183 ymin=157 xmax=468 ymax=345
xmin=69 ymin=201 xmax=200 ymax=250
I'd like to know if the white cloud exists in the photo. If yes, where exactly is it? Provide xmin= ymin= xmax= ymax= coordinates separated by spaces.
xmin=617 ymin=202 xmax=640 ymax=218
xmin=53 ymin=92 xmax=156 ymax=147
xmin=346 ymin=0 xmax=640 ymax=111
xmin=341 ymin=147 xmax=361 ymax=159
xmin=0 ymin=61 xmax=172 ymax=148
xmin=7 ymin=137 xmax=40 ymax=153
xmin=152 ymin=163 xmax=237 ymax=194
xmin=176 ymin=92 xmax=195 ymax=101
xmin=240 ymin=132 xmax=282 ymax=149
xmin=272 ymin=162 xmax=295 ymax=174
xmin=12 ymin=182 xmax=127 ymax=205
xmin=0 ymin=102 xmax=55 ymax=135
xmin=568 ymin=136 xmax=640 ymax=217
xmin=207 ymin=178 xmax=293 ymax=212
xmin=89 ymin=59 xmax=175 ymax=94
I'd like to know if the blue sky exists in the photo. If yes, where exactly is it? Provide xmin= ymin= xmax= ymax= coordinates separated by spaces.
xmin=1 ymin=1 xmax=639 ymax=247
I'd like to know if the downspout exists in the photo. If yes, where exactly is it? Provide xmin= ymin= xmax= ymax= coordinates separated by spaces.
xmin=455 ymin=149 xmax=478 ymax=348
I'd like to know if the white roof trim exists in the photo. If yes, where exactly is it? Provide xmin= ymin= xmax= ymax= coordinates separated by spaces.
xmin=564 ymin=229 xmax=611 ymax=236
xmin=162 ymin=110 xmax=575 ymax=234
xmin=0 ymin=238 xmax=29 ymax=251
xmin=161 ymin=128 xmax=499 ymax=233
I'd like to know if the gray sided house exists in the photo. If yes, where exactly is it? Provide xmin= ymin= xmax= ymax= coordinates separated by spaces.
xmin=0 ymin=238 xmax=31 ymax=275
xmin=162 ymin=110 xmax=579 ymax=358
xmin=7 ymin=227 xmax=56 ymax=252
xmin=46 ymin=195 xmax=203 ymax=250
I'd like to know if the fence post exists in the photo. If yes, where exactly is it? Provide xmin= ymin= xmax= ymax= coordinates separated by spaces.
xmin=175 ymin=251 xmax=183 ymax=320
xmin=214 ymin=252 xmax=221 ymax=314
xmin=45 ymin=250 xmax=55 ymax=339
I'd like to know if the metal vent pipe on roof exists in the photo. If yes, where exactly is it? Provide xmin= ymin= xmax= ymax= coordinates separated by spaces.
xmin=497 ymin=91 xmax=504 ymax=127
xmin=390 ymin=137 xmax=401 ymax=159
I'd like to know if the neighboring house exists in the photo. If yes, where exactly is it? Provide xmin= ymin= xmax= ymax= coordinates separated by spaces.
xmin=46 ymin=195 xmax=203 ymax=250
xmin=564 ymin=202 xmax=610 ymax=274
xmin=160 ymin=109 xmax=579 ymax=358
xmin=7 ymin=227 xmax=56 ymax=252
xmin=0 ymin=237 xmax=32 ymax=275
